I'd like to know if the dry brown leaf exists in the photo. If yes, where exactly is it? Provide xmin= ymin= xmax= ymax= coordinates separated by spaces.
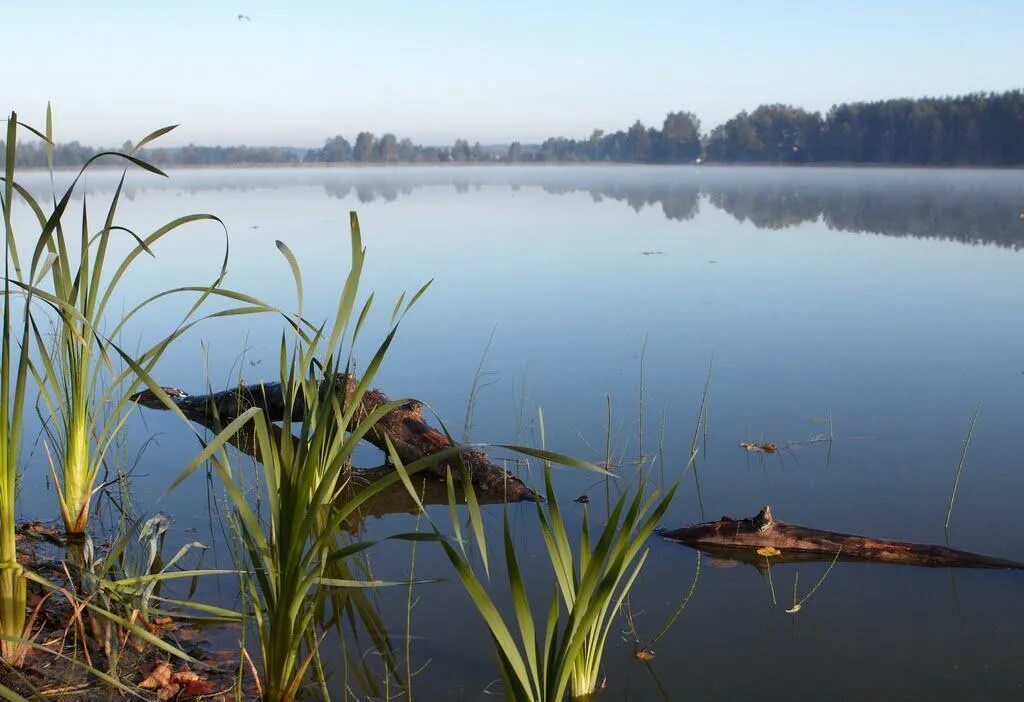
xmin=140 ymin=662 xmax=173 ymax=690
xmin=180 ymin=677 xmax=216 ymax=696
xmin=157 ymin=682 xmax=181 ymax=701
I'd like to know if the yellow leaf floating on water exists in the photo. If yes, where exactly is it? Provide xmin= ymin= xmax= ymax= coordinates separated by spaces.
xmin=756 ymin=547 xmax=782 ymax=558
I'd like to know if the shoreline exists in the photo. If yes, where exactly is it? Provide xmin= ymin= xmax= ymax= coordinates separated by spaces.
xmin=14 ymin=160 xmax=1024 ymax=173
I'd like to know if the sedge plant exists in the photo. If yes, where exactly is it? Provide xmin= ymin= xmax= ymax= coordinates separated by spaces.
xmin=391 ymin=435 xmax=680 ymax=702
xmin=7 ymin=106 xmax=259 ymax=537
xmin=3 ymin=109 xmax=265 ymax=685
xmin=176 ymin=214 xmax=443 ymax=701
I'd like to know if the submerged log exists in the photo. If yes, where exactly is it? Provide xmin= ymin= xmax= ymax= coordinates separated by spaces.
xmin=661 ymin=506 xmax=1024 ymax=569
xmin=130 ymin=376 xmax=536 ymax=501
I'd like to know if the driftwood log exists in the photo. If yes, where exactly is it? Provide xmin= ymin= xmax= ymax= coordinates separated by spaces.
xmin=662 ymin=506 xmax=1024 ymax=569
xmin=130 ymin=376 xmax=536 ymax=502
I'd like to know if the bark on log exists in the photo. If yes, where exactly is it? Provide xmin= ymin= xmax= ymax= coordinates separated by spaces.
xmin=661 ymin=506 xmax=1024 ymax=569
xmin=129 ymin=376 xmax=536 ymax=502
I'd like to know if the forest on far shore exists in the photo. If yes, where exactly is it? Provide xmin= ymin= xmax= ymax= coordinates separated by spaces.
xmin=6 ymin=89 xmax=1024 ymax=168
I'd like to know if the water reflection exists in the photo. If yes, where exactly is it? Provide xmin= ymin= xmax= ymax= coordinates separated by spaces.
xmin=33 ymin=165 xmax=1024 ymax=249
xmin=702 ymin=169 xmax=1024 ymax=248
xmin=10 ymin=163 xmax=1024 ymax=700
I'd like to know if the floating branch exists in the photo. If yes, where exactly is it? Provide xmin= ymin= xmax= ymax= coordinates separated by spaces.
xmin=661 ymin=506 xmax=1023 ymax=569
xmin=130 ymin=374 xmax=536 ymax=502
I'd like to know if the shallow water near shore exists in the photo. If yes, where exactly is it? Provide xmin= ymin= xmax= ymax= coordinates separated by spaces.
xmin=11 ymin=164 xmax=1024 ymax=700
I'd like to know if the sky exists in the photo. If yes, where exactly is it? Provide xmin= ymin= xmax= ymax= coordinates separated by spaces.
xmin=5 ymin=1 xmax=1024 ymax=148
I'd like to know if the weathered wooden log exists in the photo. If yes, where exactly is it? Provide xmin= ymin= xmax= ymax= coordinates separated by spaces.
xmin=661 ymin=506 xmax=1024 ymax=569
xmin=129 ymin=376 xmax=536 ymax=501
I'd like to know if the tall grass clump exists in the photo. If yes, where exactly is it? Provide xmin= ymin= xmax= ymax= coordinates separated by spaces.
xmin=0 ymin=113 xmax=34 ymax=668
xmin=178 ymin=214 xmax=439 ymax=701
xmin=7 ymin=106 xmax=244 ymax=537
xmin=393 ymin=441 xmax=679 ymax=702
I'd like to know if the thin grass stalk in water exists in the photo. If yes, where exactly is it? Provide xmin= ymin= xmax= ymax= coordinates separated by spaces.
xmin=945 ymin=404 xmax=980 ymax=531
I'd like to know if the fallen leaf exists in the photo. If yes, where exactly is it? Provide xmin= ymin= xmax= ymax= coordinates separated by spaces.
xmin=177 ymin=673 xmax=216 ymax=696
xmin=756 ymin=547 xmax=782 ymax=558
xmin=635 ymin=649 xmax=656 ymax=661
xmin=140 ymin=662 xmax=173 ymax=690
xmin=157 ymin=683 xmax=181 ymax=701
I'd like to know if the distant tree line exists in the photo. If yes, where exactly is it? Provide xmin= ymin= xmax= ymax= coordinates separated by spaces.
xmin=704 ymin=91 xmax=1024 ymax=165
xmin=0 ymin=140 xmax=303 ymax=167
xmin=5 ymin=89 xmax=1024 ymax=167
xmin=523 ymin=111 xmax=703 ymax=163
xmin=302 ymin=133 xmax=497 ymax=163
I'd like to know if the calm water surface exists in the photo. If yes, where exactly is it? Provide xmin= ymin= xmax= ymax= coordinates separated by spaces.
xmin=12 ymin=165 xmax=1024 ymax=700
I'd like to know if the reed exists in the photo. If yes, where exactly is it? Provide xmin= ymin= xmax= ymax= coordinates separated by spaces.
xmin=945 ymin=404 xmax=980 ymax=531
xmin=5 ymin=106 xmax=249 ymax=537
xmin=176 ymin=214 xmax=440 ymax=701
xmin=0 ymin=113 xmax=33 ymax=668
xmin=393 ymin=439 xmax=679 ymax=702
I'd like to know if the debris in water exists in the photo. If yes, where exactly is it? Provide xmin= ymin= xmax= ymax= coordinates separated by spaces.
xmin=708 ymin=557 xmax=738 ymax=569
xmin=740 ymin=442 xmax=778 ymax=453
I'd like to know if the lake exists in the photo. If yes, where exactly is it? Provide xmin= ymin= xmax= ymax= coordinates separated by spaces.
xmin=11 ymin=164 xmax=1024 ymax=700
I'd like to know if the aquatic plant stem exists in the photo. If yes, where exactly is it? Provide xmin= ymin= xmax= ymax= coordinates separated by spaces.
xmin=0 ymin=113 xmax=30 ymax=668
xmin=945 ymin=404 xmax=980 ymax=531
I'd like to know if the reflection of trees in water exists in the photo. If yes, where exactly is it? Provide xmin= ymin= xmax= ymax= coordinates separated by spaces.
xmin=822 ymin=187 xmax=1024 ymax=249
xmin=702 ymin=173 xmax=1024 ymax=249
xmin=320 ymin=173 xmax=1023 ymax=248
xmin=582 ymin=184 xmax=700 ymax=222
xmin=705 ymin=187 xmax=822 ymax=229
xmin=20 ymin=167 xmax=1024 ymax=249
xmin=537 ymin=182 xmax=701 ymax=221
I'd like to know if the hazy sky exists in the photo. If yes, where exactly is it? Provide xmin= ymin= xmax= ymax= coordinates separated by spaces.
xmin=6 ymin=1 xmax=1023 ymax=147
